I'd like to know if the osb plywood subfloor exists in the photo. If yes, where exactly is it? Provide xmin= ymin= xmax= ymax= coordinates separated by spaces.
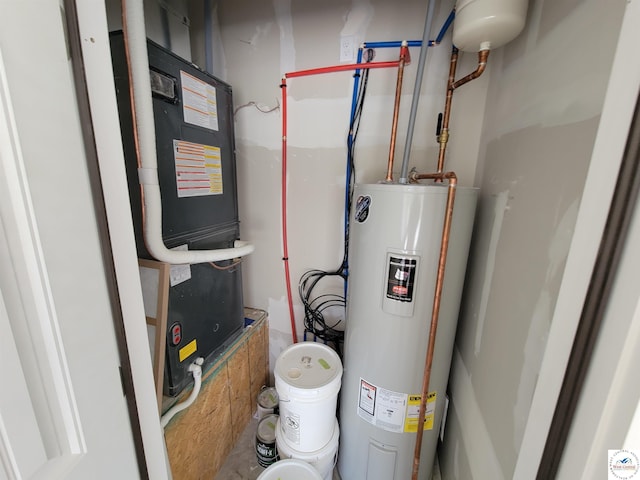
xmin=214 ymin=417 xmax=442 ymax=480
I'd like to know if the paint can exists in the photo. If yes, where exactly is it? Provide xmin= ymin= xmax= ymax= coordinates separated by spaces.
xmin=255 ymin=414 xmax=279 ymax=468
xmin=275 ymin=342 xmax=342 ymax=452
xmin=276 ymin=417 xmax=339 ymax=480
xmin=256 ymin=386 xmax=279 ymax=420
xmin=256 ymin=459 xmax=323 ymax=480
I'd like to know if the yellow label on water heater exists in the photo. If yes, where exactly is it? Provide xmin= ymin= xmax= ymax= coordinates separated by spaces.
xmin=404 ymin=391 xmax=436 ymax=432
xmin=179 ymin=339 xmax=197 ymax=362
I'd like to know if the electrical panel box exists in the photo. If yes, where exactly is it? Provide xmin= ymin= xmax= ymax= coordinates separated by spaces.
xmin=110 ymin=32 xmax=245 ymax=396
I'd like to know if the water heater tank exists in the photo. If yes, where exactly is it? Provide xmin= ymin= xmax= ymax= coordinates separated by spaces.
xmin=338 ymin=183 xmax=477 ymax=480
xmin=453 ymin=0 xmax=528 ymax=52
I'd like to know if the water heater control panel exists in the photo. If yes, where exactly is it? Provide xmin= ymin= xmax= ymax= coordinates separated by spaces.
xmin=382 ymin=252 xmax=419 ymax=317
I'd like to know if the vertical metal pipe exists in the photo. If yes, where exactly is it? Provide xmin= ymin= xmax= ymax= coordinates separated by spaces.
xmin=407 ymin=171 xmax=457 ymax=480
xmin=437 ymin=48 xmax=490 ymax=173
xmin=204 ymin=0 xmax=213 ymax=74
xmin=385 ymin=43 xmax=410 ymax=183
xmin=436 ymin=48 xmax=459 ymax=174
xmin=398 ymin=0 xmax=437 ymax=184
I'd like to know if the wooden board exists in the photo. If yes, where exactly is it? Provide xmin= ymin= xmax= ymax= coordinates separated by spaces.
xmin=227 ymin=342 xmax=252 ymax=444
xmin=164 ymin=371 xmax=233 ymax=480
xmin=163 ymin=309 xmax=268 ymax=480
xmin=248 ymin=319 xmax=269 ymax=410
xmin=138 ymin=258 xmax=170 ymax=411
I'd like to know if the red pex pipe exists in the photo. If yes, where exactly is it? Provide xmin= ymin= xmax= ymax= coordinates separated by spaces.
xmin=280 ymin=54 xmax=407 ymax=345
xmin=280 ymin=77 xmax=298 ymax=343
xmin=285 ymin=59 xmax=403 ymax=79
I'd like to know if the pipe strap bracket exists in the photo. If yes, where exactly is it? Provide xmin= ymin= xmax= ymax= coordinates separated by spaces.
xmin=138 ymin=167 xmax=159 ymax=185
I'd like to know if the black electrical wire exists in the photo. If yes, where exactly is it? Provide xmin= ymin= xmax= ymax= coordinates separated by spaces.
xmin=299 ymin=269 xmax=346 ymax=355
xmin=339 ymin=48 xmax=374 ymax=277
xmin=298 ymin=49 xmax=375 ymax=355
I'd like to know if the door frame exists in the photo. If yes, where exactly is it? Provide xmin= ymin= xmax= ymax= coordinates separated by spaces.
xmin=538 ymin=76 xmax=640 ymax=480
xmin=71 ymin=1 xmax=171 ymax=478
xmin=513 ymin=1 xmax=640 ymax=477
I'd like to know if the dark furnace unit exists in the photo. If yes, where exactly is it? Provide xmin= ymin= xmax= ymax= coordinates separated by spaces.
xmin=110 ymin=32 xmax=245 ymax=396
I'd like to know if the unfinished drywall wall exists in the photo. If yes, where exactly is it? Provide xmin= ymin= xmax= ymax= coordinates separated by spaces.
xmin=105 ymin=0 xmax=191 ymax=60
xmin=439 ymin=0 xmax=626 ymax=478
xmin=213 ymin=0 xmax=490 ymax=369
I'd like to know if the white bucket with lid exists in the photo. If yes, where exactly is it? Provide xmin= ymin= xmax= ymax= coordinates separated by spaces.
xmin=276 ymin=418 xmax=339 ymax=480
xmin=275 ymin=342 xmax=342 ymax=452
xmin=257 ymin=458 xmax=323 ymax=480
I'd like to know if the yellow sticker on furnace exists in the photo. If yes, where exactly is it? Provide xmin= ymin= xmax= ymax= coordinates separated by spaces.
xmin=179 ymin=339 xmax=197 ymax=362
xmin=404 ymin=391 xmax=436 ymax=432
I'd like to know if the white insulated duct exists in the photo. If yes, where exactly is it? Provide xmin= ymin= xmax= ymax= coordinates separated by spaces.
xmin=122 ymin=0 xmax=254 ymax=265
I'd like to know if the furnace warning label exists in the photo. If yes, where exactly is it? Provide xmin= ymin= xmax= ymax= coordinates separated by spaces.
xmin=180 ymin=70 xmax=219 ymax=131
xmin=404 ymin=392 xmax=436 ymax=432
xmin=178 ymin=339 xmax=197 ymax=362
xmin=357 ymin=378 xmax=407 ymax=433
xmin=386 ymin=256 xmax=417 ymax=302
xmin=173 ymin=140 xmax=223 ymax=198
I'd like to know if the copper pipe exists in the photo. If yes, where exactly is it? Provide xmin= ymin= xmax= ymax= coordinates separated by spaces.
xmin=408 ymin=171 xmax=457 ymax=480
xmin=385 ymin=44 xmax=411 ymax=183
xmin=436 ymin=48 xmax=459 ymax=174
xmin=452 ymin=49 xmax=490 ymax=90
xmin=436 ymin=48 xmax=490 ymax=174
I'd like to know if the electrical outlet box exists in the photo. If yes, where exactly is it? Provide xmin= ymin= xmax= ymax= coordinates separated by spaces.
xmin=340 ymin=35 xmax=355 ymax=62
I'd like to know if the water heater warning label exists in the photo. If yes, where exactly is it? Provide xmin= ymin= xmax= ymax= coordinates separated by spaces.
xmin=386 ymin=256 xmax=417 ymax=302
xmin=404 ymin=392 xmax=436 ymax=432
xmin=357 ymin=378 xmax=406 ymax=433
xmin=357 ymin=378 xmax=436 ymax=433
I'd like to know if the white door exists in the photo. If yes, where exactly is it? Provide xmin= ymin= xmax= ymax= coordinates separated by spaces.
xmin=0 ymin=1 xmax=153 ymax=478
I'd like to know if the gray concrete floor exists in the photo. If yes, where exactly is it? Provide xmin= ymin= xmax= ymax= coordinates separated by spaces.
xmin=214 ymin=415 xmax=340 ymax=480
xmin=214 ymin=416 xmax=264 ymax=480
xmin=215 ymin=416 xmax=442 ymax=480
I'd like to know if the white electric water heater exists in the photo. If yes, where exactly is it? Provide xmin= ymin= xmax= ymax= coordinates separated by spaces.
xmin=338 ymin=183 xmax=477 ymax=480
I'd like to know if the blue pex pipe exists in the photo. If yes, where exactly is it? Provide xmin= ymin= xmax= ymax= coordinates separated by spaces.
xmin=348 ymin=47 xmax=365 ymax=131
xmin=344 ymin=47 xmax=364 ymax=238
xmin=341 ymin=47 xmax=364 ymax=295
xmin=363 ymin=40 xmax=423 ymax=49
xmin=436 ymin=9 xmax=455 ymax=44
